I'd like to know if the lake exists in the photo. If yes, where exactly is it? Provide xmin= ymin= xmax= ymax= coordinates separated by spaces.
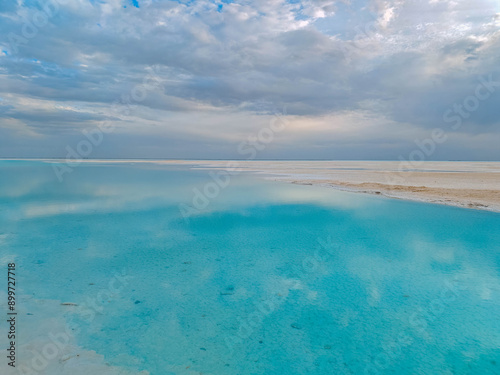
xmin=1 ymin=160 xmax=499 ymax=375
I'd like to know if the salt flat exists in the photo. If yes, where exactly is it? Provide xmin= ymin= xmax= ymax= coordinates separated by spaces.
xmin=19 ymin=159 xmax=500 ymax=211
xmin=170 ymin=160 xmax=500 ymax=213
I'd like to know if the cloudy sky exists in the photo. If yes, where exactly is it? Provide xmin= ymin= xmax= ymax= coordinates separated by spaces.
xmin=0 ymin=0 xmax=499 ymax=160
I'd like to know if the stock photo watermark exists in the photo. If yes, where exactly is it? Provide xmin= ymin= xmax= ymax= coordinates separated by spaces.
xmin=364 ymin=278 xmax=463 ymax=374
xmin=224 ymin=236 xmax=338 ymax=354
xmin=6 ymin=0 xmax=156 ymax=55
xmin=178 ymin=107 xmax=289 ymax=221
xmin=52 ymin=65 xmax=164 ymax=182
xmin=340 ymin=14 xmax=385 ymax=63
xmin=15 ymin=269 xmax=132 ymax=375
xmin=386 ymin=74 xmax=500 ymax=184
xmin=7 ymin=0 xmax=66 ymax=55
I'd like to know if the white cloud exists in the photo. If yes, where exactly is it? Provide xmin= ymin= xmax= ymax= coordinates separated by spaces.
xmin=0 ymin=0 xmax=499 ymax=159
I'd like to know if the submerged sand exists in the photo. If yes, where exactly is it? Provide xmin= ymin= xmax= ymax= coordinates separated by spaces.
xmin=2 ymin=159 xmax=499 ymax=374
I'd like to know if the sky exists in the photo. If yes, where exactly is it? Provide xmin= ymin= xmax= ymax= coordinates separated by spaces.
xmin=0 ymin=0 xmax=499 ymax=160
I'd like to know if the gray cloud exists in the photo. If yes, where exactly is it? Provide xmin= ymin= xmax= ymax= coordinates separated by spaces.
xmin=0 ymin=0 xmax=499 ymax=159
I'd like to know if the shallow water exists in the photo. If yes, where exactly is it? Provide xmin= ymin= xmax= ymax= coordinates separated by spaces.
xmin=1 ymin=160 xmax=499 ymax=375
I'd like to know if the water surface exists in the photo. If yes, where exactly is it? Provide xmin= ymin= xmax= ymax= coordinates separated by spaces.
xmin=1 ymin=160 xmax=499 ymax=374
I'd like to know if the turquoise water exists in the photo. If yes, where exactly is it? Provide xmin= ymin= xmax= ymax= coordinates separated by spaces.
xmin=1 ymin=160 xmax=499 ymax=374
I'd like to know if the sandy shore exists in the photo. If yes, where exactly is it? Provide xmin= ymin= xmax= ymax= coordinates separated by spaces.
xmin=9 ymin=159 xmax=500 ymax=213
xmin=177 ymin=160 xmax=500 ymax=213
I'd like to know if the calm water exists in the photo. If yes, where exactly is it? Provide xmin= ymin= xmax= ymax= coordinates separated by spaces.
xmin=1 ymin=160 xmax=499 ymax=375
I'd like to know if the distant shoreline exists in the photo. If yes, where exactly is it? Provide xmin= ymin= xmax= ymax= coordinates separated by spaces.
xmin=0 ymin=158 xmax=499 ymax=162
xmin=2 ymin=159 xmax=500 ymax=213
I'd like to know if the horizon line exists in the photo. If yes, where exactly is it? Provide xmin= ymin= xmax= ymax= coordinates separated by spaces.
xmin=1 ymin=158 xmax=499 ymax=162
